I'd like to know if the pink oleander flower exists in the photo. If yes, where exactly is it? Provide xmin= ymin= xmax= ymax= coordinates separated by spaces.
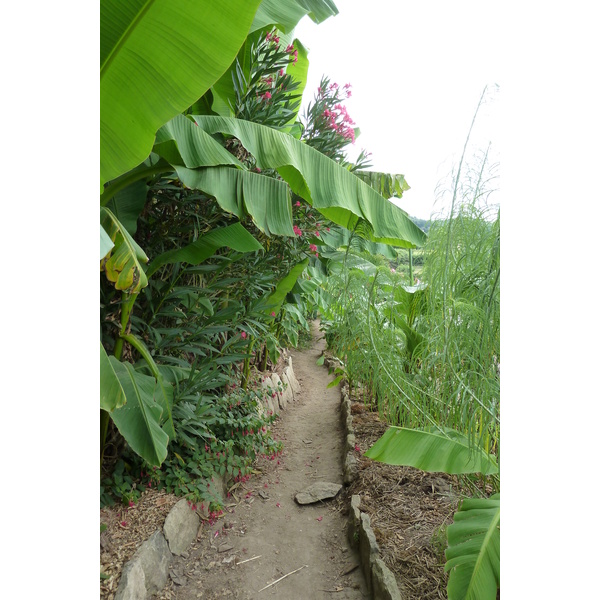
xmin=279 ymin=68 xmax=285 ymax=76
xmin=263 ymin=91 xmax=272 ymax=100
xmin=255 ymin=167 xmax=261 ymax=172
xmin=285 ymin=44 xmax=294 ymax=53
xmin=295 ymin=201 xmax=301 ymax=207
xmin=309 ymin=243 xmax=317 ymax=252
xmin=292 ymin=49 xmax=298 ymax=64
xmin=293 ymin=225 xmax=302 ymax=236
xmin=266 ymin=31 xmax=272 ymax=41
xmin=315 ymin=231 xmax=320 ymax=237
xmin=241 ymin=331 xmax=247 ymax=339
xmin=271 ymin=311 xmax=276 ymax=317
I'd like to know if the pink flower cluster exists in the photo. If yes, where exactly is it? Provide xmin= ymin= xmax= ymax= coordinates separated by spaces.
xmin=293 ymin=225 xmax=302 ymax=236
xmin=322 ymin=102 xmax=356 ymax=143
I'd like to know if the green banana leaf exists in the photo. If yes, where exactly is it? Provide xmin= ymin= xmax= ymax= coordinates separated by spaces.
xmin=191 ymin=116 xmax=427 ymax=248
xmin=445 ymin=494 xmax=500 ymax=600
xmin=175 ymin=166 xmax=295 ymax=237
xmin=146 ymin=223 xmax=264 ymax=278
xmin=108 ymin=357 xmax=169 ymax=466
xmin=250 ymin=0 xmax=337 ymax=33
xmin=120 ymin=333 xmax=175 ymax=441
xmin=153 ymin=114 xmax=243 ymax=169
xmin=354 ymin=170 xmax=411 ymax=199
xmin=319 ymin=226 xmax=399 ymax=259
xmin=364 ymin=426 xmax=499 ymax=475
xmin=100 ymin=0 xmax=261 ymax=188
xmin=100 ymin=343 xmax=126 ymax=411
xmin=100 ymin=207 xmax=149 ymax=293
xmin=105 ymin=178 xmax=148 ymax=236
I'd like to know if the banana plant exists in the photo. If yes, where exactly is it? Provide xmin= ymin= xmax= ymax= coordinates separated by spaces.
xmin=365 ymin=426 xmax=499 ymax=599
xmin=445 ymin=494 xmax=500 ymax=600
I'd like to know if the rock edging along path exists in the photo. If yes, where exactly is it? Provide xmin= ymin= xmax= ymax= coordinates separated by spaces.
xmin=115 ymin=322 xmax=400 ymax=599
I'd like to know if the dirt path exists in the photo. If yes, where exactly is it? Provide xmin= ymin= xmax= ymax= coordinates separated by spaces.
xmin=157 ymin=322 xmax=368 ymax=599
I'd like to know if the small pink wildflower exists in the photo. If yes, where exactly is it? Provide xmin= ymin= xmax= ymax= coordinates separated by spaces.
xmin=120 ymin=521 xmax=128 ymax=527
xmin=326 ymin=227 xmax=330 ymax=231
xmin=316 ymin=516 xmax=323 ymax=522
xmin=295 ymin=201 xmax=301 ymax=207
xmin=354 ymin=444 xmax=361 ymax=452
xmin=293 ymin=225 xmax=302 ymax=236
xmin=315 ymin=231 xmax=320 ymax=237
xmin=285 ymin=44 xmax=294 ymax=53
xmin=309 ymin=244 xmax=318 ymax=253
xmin=279 ymin=68 xmax=285 ymax=76
xmin=263 ymin=91 xmax=272 ymax=101
xmin=241 ymin=331 xmax=247 ymax=339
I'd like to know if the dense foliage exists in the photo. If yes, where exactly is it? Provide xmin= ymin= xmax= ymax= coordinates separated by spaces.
xmin=100 ymin=2 xmax=499 ymax=598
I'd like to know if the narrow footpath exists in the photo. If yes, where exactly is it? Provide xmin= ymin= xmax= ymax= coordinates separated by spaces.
xmin=157 ymin=321 xmax=368 ymax=599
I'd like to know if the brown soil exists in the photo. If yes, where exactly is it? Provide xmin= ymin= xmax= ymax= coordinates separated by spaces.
xmin=100 ymin=322 xmax=465 ymax=599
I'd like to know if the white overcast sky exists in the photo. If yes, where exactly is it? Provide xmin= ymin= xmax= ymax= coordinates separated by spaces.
xmin=295 ymin=0 xmax=501 ymax=219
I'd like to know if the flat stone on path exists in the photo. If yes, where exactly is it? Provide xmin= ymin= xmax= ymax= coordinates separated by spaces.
xmin=295 ymin=481 xmax=343 ymax=505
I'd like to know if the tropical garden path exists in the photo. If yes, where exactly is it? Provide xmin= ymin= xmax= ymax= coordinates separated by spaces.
xmin=157 ymin=321 xmax=368 ymax=599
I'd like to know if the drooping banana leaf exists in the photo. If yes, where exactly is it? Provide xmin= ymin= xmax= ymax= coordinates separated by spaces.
xmin=250 ymin=0 xmax=337 ymax=33
xmin=108 ymin=357 xmax=169 ymax=466
xmin=146 ymin=223 xmax=263 ymax=278
xmin=100 ymin=343 xmax=126 ymax=411
xmin=354 ymin=170 xmax=410 ymax=199
xmin=105 ymin=178 xmax=148 ymax=236
xmin=364 ymin=426 xmax=499 ymax=475
xmin=100 ymin=207 xmax=149 ymax=293
xmin=153 ymin=114 xmax=243 ymax=169
xmin=191 ymin=116 xmax=427 ymax=248
xmin=319 ymin=226 xmax=399 ymax=259
xmin=100 ymin=0 xmax=261 ymax=188
xmin=175 ymin=166 xmax=295 ymax=237
xmin=445 ymin=494 xmax=500 ymax=600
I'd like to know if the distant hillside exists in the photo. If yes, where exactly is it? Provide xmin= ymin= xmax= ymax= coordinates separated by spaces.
xmin=409 ymin=216 xmax=431 ymax=233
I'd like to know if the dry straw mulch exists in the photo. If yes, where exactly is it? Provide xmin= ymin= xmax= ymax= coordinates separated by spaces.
xmin=338 ymin=397 xmax=464 ymax=600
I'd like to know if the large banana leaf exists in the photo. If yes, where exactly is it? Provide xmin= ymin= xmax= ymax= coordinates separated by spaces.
xmin=319 ymin=226 xmax=399 ymax=259
xmin=105 ymin=179 xmax=148 ymax=236
xmin=153 ymin=115 xmax=243 ymax=169
xmin=364 ymin=426 xmax=499 ymax=475
xmin=146 ymin=223 xmax=263 ymax=278
xmin=100 ymin=207 xmax=149 ymax=293
xmin=250 ymin=0 xmax=337 ymax=33
xmin=191 ymin=116 xmax=427 ymax=248
xmin=175 ymin=166 xmax=295 ymax=237
xmin=354 ymin=170 xmax=410 ymax=199
xmin=445 ymin=494 xmax=500 ymax=600
xmin=100 ymin=343 xmax=126 ymax=411
xmin=100 ymin=0 xmax=261 ymax=187
xmin=108 ymin=357 xmax=169 ymax=466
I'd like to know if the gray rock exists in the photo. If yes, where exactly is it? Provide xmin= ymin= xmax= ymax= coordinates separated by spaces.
xmin=359 ymin=513 xmax=379 ymax=592
xmin=295 ymin=481 xmax=343 ymax=504
xmin=262 ymin=375 xmax=280 ymax=415
xmin=271 ymin=373 xmax=286 ymax=409
xmin=344 ymin=452 xmax=358 ymax=485
xmin=280 ymin=372 xmax=294 ymax=405
xmin=163 ymin=499 xmax=200 ymax=556
xmin=116 ymin=530 xmax=172 ymax=599
xmin=346 ymin=433 xmax=356 ymax=452
xmin=283 ymin=365 xmax=301 ymax=395
xmin=115 ymin=559 xmax=146 ymax=600
xmin=372 ymin=558 xmax=402 ymax=600
xmin=348 ymin=495 xmax=361 ymax=547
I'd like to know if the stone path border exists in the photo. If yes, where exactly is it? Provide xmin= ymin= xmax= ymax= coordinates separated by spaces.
xmin=328 ymin=361 xmax=403 ymax=600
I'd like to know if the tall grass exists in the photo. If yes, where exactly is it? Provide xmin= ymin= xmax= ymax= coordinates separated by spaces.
xmin=321 ymin=133 xmax=500 ymax=490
